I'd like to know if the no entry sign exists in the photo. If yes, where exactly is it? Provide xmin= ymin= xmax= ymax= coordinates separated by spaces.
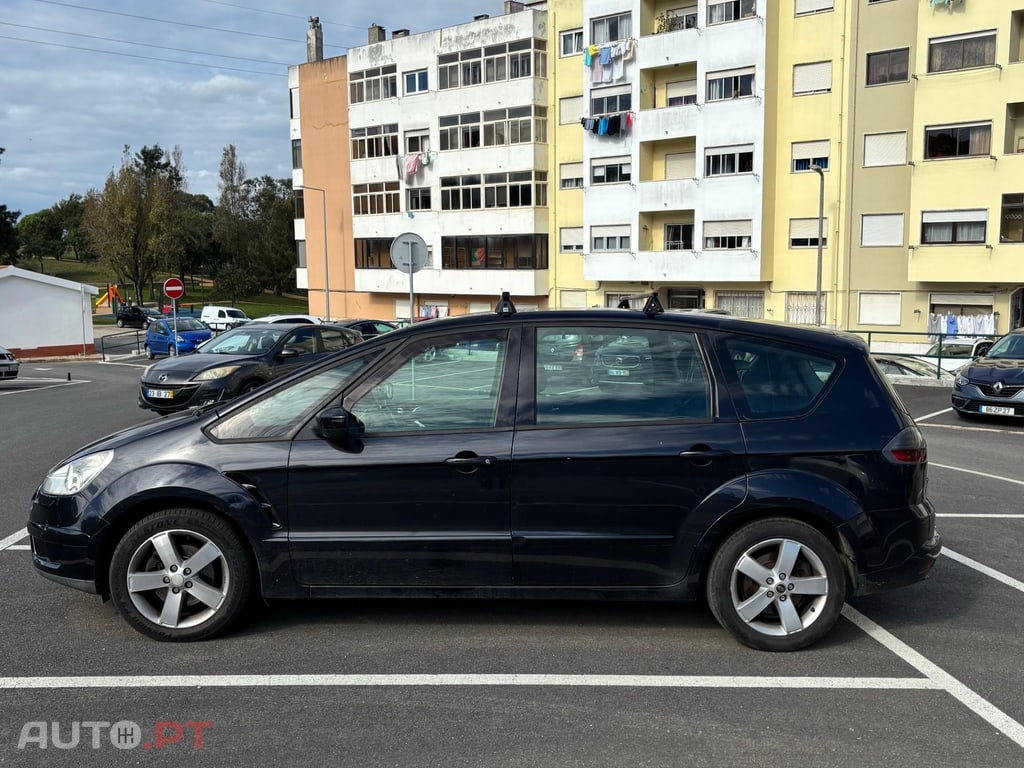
xmin=163 ymin=278 xmax=185 ymax=300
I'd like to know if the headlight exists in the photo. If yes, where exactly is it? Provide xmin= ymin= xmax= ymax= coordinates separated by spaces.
xmin=41 ymin=451 xmax=113 ymax=496
xmin=193 ymin=365 xmax=241 ymax=382
xmin=955 ymin=375 xmax=968 ymax=387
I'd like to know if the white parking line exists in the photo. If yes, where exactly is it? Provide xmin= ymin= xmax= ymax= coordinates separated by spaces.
xmin=0 ymin=381 xmax=88 ymax=397
xmin=942 ymin=548 xmax=1024 ymax=595
xmin=842 ymin=605 xmax=1024 ymax=748
xmin=931 ymin=463 xmax=1024 ymax=487
xmin=937 ymin=514 xmax=1024 ymax=519
xmin=915 ymin=407 xmax=953 ymax=422
xmin=4 ymin=545 xmax=29 ymax=551
xmin=0 ymin=529 xmax=28 ymax=551
xmin=0 ymin=674 xmax=941 ymax=690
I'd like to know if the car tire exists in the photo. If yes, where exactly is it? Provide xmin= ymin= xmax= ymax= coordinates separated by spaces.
xmin=116 ymin=319 xmax=125 ymax=328
xmin=145 ymin=344 xmax=154 ymax=360
xmin=421 ymin=346 xmax=437 ymax=362
xmin=108 ymin=508 xmax=252 ymax=642
xmin=706 ymin=517 xmax=845 ymax=652
xmin=240 ymin=380 xmax=264 ymax=394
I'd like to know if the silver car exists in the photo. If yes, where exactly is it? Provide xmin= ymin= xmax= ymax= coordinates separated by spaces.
xmin=0 ymin=345 xmax=20 ymax=380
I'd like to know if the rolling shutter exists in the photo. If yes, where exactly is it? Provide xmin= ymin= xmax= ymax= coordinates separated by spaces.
xmin=863 ymin=131 xmax=907 ymax=167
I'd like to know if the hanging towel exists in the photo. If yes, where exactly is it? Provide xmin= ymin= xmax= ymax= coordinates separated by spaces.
xmin=591 ymin=59 xmax=603 ymax=85
xmin=612 ymin=45 xmax=625 ymax=81
xmin=623 ymin=38 xmax=636 ymax=62
xmin=625 ymin=112 xmax=634 ymax=129
xmin=583 ymin=47 xmax=593 ymax=67
xmin=599 ymin=45 xmax=612 ymax=66
xmin=598 ymin=117 xmax=609 ymax=135
xmin=606 ymin=114 xmax=621 ymax=136
xmin=404 ymin=152 xmax=421 ymax=176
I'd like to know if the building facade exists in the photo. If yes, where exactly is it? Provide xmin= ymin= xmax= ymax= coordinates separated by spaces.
xmin=290 ymin=0 xmax=1024 ymax=336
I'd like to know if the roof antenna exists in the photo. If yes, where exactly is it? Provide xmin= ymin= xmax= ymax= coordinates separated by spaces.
xmin=495 ymin=291 xmax=517 ymax=316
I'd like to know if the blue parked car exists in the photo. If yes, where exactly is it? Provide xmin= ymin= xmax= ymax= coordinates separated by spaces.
xmin=144 ymin=318 xmax=212 ymax=359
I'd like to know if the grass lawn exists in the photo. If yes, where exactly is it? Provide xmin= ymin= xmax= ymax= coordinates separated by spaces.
xmin=19 ymin=258 xmax=311 ymax=322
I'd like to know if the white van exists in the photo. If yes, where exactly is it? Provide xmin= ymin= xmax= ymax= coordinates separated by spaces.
xmin=199 ymin=305 xmax=250 ymax=332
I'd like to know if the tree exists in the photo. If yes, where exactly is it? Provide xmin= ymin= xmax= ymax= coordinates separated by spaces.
xmin=211 ymin=145 xmax=255 ymax=302
xmin=246 ymin=176 xmax=296 ymax=296
xmin=51 ymin=194 xmax=95 ymax=262
xmin=16 ymin=209 xmax=63 ymax=272
xmin=0 ymin=204 xmax=19 ymax=265
xmin=82 ymin=146 xmax=178 ymax=303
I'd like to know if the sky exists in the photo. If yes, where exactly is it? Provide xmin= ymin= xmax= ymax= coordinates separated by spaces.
xmin=0 ymin=0 xmax=512 ymax=218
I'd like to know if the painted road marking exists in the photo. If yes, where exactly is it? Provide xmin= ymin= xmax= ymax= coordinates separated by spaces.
xmin=915 ymin=407 xmax=953 ymax=422
xmin=942 ymin=548 xmax=1024 ymax=595
xmin=0 ymin=529 xmax=28 ymax=551
xmin=0 ymin=674 xmax=942 ymax=690
xmin=931 ymin=463 xmax=1024 ymax=487
xmin=843 ymin=605 xmax=1024 ymax=749
xmin=937 ymin=514 xmax=1024 ymax=519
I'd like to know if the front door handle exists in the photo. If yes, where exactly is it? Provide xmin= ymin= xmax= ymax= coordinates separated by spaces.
xmin=679 ymin=446 xmax=732 ymax=467
xmin=444 ymin=454 xmax=497 ymax=473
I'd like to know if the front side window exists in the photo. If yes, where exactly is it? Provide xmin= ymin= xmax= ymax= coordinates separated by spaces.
xmin=928 ymin=31 xmax=996 ymax=73
xmin=535 ymin=327 xmax=711 ymax=424
xmin=925 ymin=123 xmax=991 ymax=159
xmin=208 ymin=355 xmax=379 ymax=441
xmin=349 ymin=332 xmax=508 ymax=434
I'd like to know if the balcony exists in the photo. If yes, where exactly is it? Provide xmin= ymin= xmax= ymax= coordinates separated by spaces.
xmin=355 ymin=267 xmax=549 ymax=297
xmin=584 ymin=248 xmax=761 ymax=283
xmin=907 ymin=244 xmax=1024 ymax=283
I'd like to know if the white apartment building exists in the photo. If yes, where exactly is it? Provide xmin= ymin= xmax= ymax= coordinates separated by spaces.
xmin=557 ymin=0 xmax=767 ymax=311
xmin=345 ymin=7 xmax=552 ymax=317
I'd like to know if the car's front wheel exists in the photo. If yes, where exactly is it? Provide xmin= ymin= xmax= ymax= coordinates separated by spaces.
xmin=108 ymin=509 xmax=252 ymax=641
xmin=116 ymin=319 xmax=125 ymax=328
xmin=145 ymin=344 xmax=154 ymax=360
xmin=706 ymin=518 xmax=845 ymax=652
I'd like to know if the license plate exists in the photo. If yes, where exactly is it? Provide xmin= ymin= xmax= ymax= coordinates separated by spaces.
xmin=543 ymin=364 xmax=563 ymax=371
xmin=146 ymin=389 xmax=174 ymax=399
xmin=607 ymin=369 xmax=630 ymax=377
xmin=980 ymin=405 xmax=1014 ymax=416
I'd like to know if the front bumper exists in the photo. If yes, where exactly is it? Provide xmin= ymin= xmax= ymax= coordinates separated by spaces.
xmin=138 ymin=380 xmax=229 ymax=413
xmin=28 ymin=519 xmax=101 ymax=594
xmin=952 ymin=382 xmax=1024 ymax=417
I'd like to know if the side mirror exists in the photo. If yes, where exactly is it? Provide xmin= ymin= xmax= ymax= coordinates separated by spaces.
xmin=313 ymin=406 xmax=363 ymax=442
xmin=279 ymin=347 xmax=301 ymax=359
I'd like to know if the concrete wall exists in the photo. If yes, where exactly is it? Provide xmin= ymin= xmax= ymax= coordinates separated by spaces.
xmin=0 ymin=267 xmax=97 ymax=357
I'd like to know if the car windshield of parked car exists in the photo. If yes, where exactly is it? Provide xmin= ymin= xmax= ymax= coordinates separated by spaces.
xmin=163 ymin=318 xmax=206 ymax=332
xmin=199 ymin=327 xmax=287 ymax=355
xmin=984 ymin=334 xmax=1024 ymax=359
xmin=925 ymin=342 xmax=975 ymax=357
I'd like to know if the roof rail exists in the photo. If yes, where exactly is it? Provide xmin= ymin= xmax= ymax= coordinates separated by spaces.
xmin=616 ymin=292 xmax=664 ymax=317
xmin=495 ymin=291 xmax=517 ymax=316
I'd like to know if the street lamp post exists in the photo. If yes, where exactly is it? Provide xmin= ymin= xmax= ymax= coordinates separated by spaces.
xmin=810 ymin=165 xmax=825 ymax=327
xmin=299 ymin=184 xmax=330 ymax=321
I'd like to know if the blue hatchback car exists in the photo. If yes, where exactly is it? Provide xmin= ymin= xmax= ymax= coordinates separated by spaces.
xmin=144 ymin=318 xmax=212 ymax=359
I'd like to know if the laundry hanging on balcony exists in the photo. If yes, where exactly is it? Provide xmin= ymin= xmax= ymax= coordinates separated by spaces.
xmin=584 ymin=39 xmax=635 ymax=84
xmin=580 ymin=112 xmax=633 ymax=137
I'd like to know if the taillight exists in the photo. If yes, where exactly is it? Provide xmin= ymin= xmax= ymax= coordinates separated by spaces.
xmin=883 ymin=426 xmax=928 ymax=464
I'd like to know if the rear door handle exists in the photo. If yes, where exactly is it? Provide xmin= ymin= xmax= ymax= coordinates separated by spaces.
xmin=678 ymin=449 xmax=732 ymax=459
xmin=444 ymin=455 xmax=497 ymax=469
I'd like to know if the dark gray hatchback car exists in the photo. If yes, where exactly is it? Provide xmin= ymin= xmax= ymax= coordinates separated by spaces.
xmin=31 ymin=294 xmax=940 ymax=650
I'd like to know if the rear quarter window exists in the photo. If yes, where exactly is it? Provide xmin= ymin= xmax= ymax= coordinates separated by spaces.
xmin=718 ymin=336 xmax=838 ymax=419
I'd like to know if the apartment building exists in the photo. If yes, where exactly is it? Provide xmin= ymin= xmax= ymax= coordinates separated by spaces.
xmin=549 ymin=0 xmax=769 ymax=312
xmin=290 ymin=1 xmax=1024 ymax=334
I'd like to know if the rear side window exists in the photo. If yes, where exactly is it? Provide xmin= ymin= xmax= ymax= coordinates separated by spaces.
xmin=719 ymin=336 xmax=837 ymax=419
xmin=535 ymin=326 xmax=711 ymax=424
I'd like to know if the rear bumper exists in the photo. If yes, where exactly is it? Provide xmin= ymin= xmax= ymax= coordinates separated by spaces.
xmin=853 ymin=530 xmax=942 ymax=595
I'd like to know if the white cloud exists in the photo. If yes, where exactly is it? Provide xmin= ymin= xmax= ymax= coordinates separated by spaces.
xmin=0 ymin=0 xmax=510 ymax=217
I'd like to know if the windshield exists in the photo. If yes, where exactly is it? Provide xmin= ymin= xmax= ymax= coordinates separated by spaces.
xmin=199 ymin=327 xmax=286 ymax=355
xmin=168 ymin=318 xmax=206 ymax=331
xmin=985 ymin=334 xmax=1024 ymax=359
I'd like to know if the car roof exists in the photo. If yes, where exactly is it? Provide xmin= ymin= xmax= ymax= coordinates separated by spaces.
xmin=364 ymin=294 xmax=867 ymax=355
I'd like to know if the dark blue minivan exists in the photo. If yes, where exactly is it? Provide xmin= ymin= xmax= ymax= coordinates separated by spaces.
xmin=29 ymin=294 xmax=939 ymax=650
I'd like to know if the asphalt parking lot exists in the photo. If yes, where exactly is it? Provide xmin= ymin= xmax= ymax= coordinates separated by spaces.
xmin=1 ymin=358 xmax=1022 ymax=766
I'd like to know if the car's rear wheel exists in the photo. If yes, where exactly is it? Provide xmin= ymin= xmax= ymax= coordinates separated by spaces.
xmin=706 ymin=518 xmax=845 ymax=651
xmin=109 ymin=509 xmax=252 ymax=641
xmin=116 ymin=319 xmax=125 ymax=328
